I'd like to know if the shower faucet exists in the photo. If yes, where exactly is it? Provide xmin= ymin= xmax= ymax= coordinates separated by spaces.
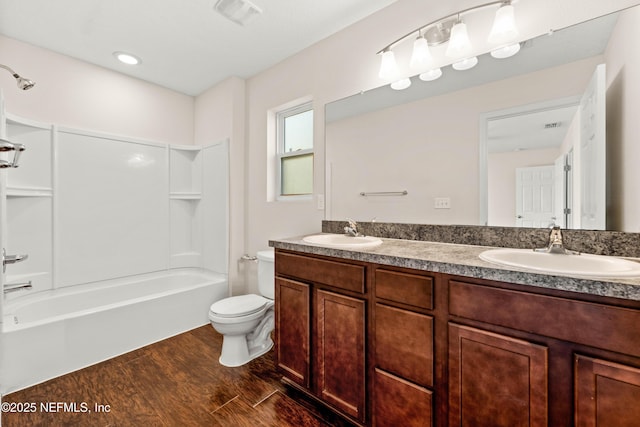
xmin=4 ymin=281 xmax=32 ymax=294
xmin=0 ymin=139 xmax=26 ymax=169
xmin=0 ymin=64 xmax=36 ymax=90
xmin=2 ymin=248 xmax=29 ymax=273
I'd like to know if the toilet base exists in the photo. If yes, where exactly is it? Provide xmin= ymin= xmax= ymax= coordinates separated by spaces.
xmin=219 ymin=334 xmax=274 ymax=367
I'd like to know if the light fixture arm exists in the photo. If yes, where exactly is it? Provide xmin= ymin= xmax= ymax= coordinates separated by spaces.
xmin=376 ymin=0 xmax=511 ymax=54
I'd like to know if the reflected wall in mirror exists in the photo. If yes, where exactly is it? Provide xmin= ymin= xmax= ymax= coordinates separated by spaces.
xmin=325 ymin=5 xmax=640 ymax=232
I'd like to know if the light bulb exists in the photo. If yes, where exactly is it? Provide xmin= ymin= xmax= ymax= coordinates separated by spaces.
xmin=452 ymin=56 xmax=478 ymax=71
xmin=378 ymin=50 xmax=399 ymax=80
xmin=390 ymin=78 xmax=412 ymax=90
xmin=491 ymin=43 xmax=521 ymax=59
xmin=113 ymin=52 xmax=141 ymax=65
xmin=410 ymin=36 xmax=433 ymax=72
xmin=488 ymin=3 xmax=519 ymax=45
xmin=445 ymin=21 xmax=472 ymax=59
xmin=419 ymin=68 xmax=443 ymax=82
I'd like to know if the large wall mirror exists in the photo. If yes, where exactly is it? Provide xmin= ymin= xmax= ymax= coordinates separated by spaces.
xmin=325 ymin=4 xmax=639 ymax=232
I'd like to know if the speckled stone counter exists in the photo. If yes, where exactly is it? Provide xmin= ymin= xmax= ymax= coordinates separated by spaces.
xmin=322 ymin=220 xmax=640 ymax=258
xmin=269 ymin=235 xmax=640 ymax=302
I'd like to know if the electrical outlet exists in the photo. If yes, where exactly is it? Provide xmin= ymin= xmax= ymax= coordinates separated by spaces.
xmin=434 ymin=197 xmax=450 ymax=209
xmin=317 ymin=194 xmax=325 ymax=210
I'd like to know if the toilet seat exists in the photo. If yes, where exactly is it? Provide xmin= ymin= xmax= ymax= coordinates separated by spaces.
xmin=209 ymin=294 xmax=271 ymax=318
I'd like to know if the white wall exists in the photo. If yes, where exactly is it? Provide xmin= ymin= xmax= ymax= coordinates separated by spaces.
xmin=605 ymin=6 xmax=640 ymax=232
xmin=326 ymin=57 xmax=601 ymax=225
xmin=0 ymin=36 xmax=194 ymax=145
xmin=194 ymin=77 xmax=247 ymax=294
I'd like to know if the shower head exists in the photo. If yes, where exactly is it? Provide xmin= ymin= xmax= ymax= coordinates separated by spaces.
xmin=0 ymin=64 xmax=36 ymax=90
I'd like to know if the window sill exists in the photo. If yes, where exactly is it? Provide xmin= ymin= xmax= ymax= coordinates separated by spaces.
xmin=276 ymin=194 xmax=313 ymax=202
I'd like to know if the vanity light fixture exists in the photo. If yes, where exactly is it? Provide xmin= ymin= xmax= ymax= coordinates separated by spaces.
xmin=378 ymin=0 xmax=521 ymax=90
xmin=378 ymin=49 xmax=400 ymax=80
xmin=445 ymin=19 xmax=473 ymax=59
xmin=113 ymin=52 xmax=141 ymax=65
xmin=409 ymin=32 xmax=434 ymax=72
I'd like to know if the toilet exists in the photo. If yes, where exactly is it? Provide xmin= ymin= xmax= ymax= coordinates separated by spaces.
xmin=208 ymin=248 xmax=275 ymax=367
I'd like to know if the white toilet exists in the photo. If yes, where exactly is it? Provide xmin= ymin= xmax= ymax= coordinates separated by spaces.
xmin=208 ymin=248 xmax=275 ymax=367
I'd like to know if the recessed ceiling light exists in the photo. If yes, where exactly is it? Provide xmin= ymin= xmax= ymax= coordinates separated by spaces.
xmin=113 ymin=52 xmax=141 ymax=65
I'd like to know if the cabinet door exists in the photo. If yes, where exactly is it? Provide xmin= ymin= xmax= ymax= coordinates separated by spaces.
xmin=575 ymin=355 xmax=640 ymax=427
xmin=275 ymin=277 xmax=310 ymax=388
xmin=449 ymin=323 xmax=548 ymax=427
xmin=373 ymin=368 xmax=432 ymax=427
xmin=316 ymin=289 xmax=366 ymax=422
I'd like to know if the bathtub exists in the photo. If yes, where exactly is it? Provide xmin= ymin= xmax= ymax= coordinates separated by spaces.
xmin=1 ymin=268 xmax=228 ymax=394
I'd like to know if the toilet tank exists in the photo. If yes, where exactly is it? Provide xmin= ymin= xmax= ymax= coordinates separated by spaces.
xmin=257 ymin=248 xmax=275 ymax=299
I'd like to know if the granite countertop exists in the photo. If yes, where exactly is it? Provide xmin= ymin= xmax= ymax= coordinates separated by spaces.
xmin=269 ymin=235 xmax=640 ymax=302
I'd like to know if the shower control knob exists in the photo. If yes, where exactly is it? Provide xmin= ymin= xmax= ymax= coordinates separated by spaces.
xmin=2 ymin=248 xmax=29 ymax=273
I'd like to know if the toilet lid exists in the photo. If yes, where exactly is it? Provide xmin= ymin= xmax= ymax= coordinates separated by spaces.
xmin=209 ymin=294 xmax=270 ymax=318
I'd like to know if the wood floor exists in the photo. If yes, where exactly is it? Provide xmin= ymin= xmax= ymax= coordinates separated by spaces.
xmin=2 ymin=325 xmax=350 ymax=427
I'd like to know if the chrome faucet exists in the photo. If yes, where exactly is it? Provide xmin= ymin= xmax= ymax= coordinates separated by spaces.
xmin=4 ymin=281 xmax=32 ymax=294
xmin=344 ymin=218 xmax=361 ymax=237
xmin=534 ymin=226 xmax=580 ymax=255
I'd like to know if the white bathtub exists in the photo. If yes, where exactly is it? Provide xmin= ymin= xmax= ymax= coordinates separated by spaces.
xmin=1 ymin=268 xmax=228 ymax=394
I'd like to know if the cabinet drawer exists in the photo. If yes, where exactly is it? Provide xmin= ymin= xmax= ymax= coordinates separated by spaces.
xmin=449 ymin=280 xmax=640 ymax=357
xmin=375 ymin=269 xmax=433 ymax=309
xmin=276 ymin=252 xmax=365 ymax=293
xmin=375 ymin=303 xmax=434 ymax=387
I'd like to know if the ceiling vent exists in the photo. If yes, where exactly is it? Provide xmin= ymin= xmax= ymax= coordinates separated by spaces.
xmin=214 ymin=0 xmax=262 ymax=26
xmin=544 ymin=122 xmax=561 ymax=129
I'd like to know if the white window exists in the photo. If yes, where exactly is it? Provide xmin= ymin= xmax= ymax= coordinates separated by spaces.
xmin=276 ymin=102 xmax=313 ymax=197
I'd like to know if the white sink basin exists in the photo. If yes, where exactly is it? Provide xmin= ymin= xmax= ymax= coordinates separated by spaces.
xmin=479 ymin=248 xmax=640 ymax=278
xmin=302 ymin=234 xmax=383 ymax=249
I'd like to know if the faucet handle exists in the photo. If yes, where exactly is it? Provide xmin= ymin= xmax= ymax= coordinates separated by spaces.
xmin=346 ymin=218 xmax=358 ymax=228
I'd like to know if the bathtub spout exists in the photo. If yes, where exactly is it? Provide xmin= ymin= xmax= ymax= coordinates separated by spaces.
xmin=4 ymin=281 xmax=32 ymax=294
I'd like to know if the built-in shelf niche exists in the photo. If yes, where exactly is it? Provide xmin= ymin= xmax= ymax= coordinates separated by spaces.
xmin=170 ymin=145 xmax=202 ymax=197
xmin=5 ymin=116 xmax=53 ymax=194
xmin=3 ymin=115 xmax=54 ymax=298
xmin=169 ymin=145 xmax=203 ymax=268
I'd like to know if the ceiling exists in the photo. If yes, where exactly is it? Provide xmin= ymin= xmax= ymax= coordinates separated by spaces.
xmin=0 ymin=0 xmax=396 ymax=96
xmin=487 ymin=104 xmax=579 ymax=153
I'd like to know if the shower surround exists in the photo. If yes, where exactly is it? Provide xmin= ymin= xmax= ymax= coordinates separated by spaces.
xmin=0 ymin=111 xmax=230 ymax=393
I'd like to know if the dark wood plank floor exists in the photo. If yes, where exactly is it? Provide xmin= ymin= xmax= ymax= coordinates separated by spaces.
xmin=2 ymin=325 xmax=349 ymax=427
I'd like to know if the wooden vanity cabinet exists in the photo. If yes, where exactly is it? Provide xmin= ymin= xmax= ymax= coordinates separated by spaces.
xmin=274 ymin=250 xmax=367 ymax=424
xmin=448 ymin=277 xmax=640 ymax=426
xmin=274 ymin=249 xmax=640 ymax=426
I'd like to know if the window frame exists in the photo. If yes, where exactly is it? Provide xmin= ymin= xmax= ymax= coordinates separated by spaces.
xmin=276 ymin=101 xmax=314 ymax=199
